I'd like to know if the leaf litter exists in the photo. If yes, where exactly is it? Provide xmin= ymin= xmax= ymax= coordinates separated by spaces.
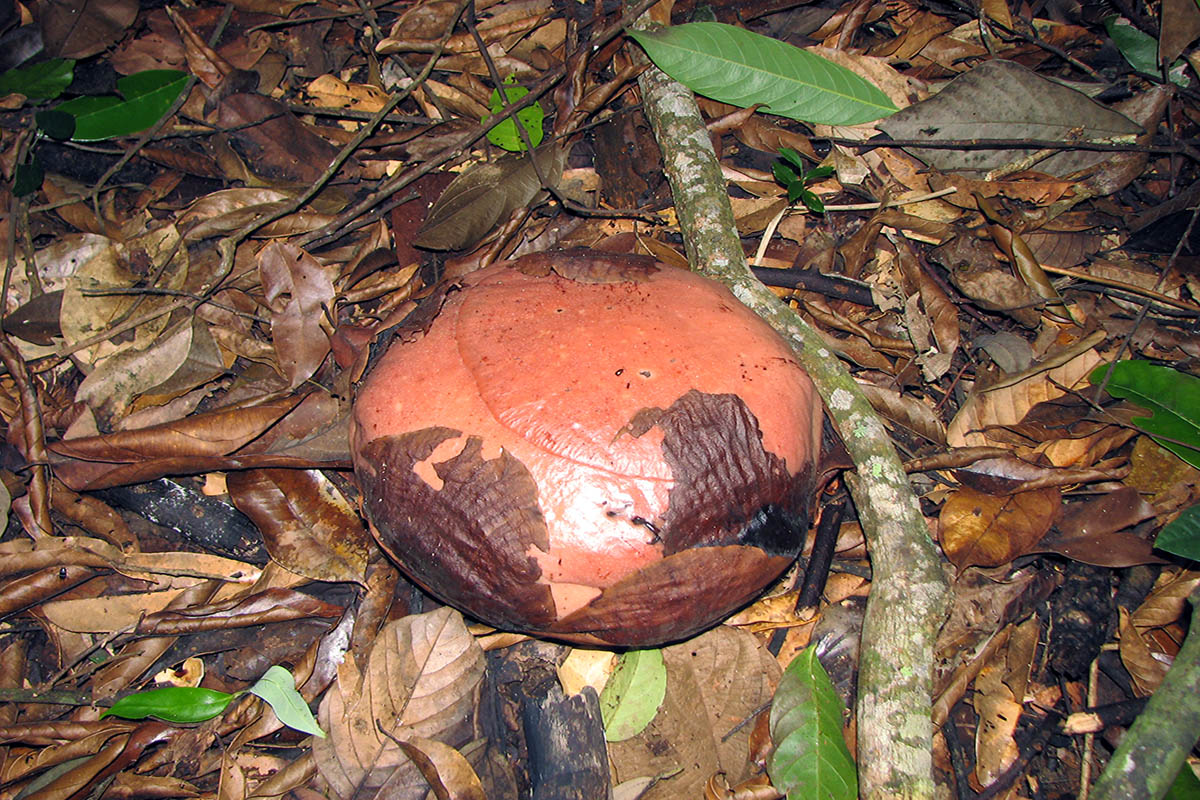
xmin=1 ymin=0 xmax=1199 ymax=796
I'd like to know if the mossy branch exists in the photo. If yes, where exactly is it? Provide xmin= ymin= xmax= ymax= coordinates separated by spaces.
xmin=1089 ymin=588 xmax=1200 ymax=800
xmin=629 ymin=32 xmax=951 ymax=800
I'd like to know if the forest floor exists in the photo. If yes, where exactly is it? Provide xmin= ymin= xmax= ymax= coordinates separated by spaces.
xmin=1 ymin=0 xmax=1199 ymax=797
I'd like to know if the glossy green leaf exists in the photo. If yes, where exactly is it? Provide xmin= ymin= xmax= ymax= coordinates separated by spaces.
xmin=599 ymin=648 xmax=667 ymax=742
xmin=55 ymin=69 xmax=188 ymax=141
xmin=627 ymin=22 xmax=895 ymax=125
xmin=1155 ymin=504 xmax=1200 ymax=561
xmin=1090 ymin=361 xmax=1200 ymax=469
xmin=484 ymin=78 xmax=544 ymax=152
xmin=768 ymin=646 xmax=857 ymax=800
xmin=249 ymin=665 xmax=326 ymax=738
xmin=103 ymin=686 xmax=235 ymax=723
xmin=0 ymin=58 xmax=75 ymax=100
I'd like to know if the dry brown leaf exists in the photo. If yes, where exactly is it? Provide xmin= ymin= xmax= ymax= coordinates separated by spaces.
xmin=135 ymin=587 xmax=342 ymax=635
xmin=1035 ymin=487 xmax=1163 ymax=567
xmin=946 ymin=347 xmax=1102 ymax=452
xmin=394 ymin=737 xmax=487 ymax=800
xmin=305 ymin=75 xmax=390 ymax=113
xmin=0 ymin=565 xmax=95 ymax=618
xmin=50 ymin=395 xmax=302 ymax=462
xmin=939 ymin=486 xmax=1061 ymax=570
xmin=1130 ymin=569 xmax=1200 ymax=630
xmin=1118 ymin=607 xmax=1171 ymax=697
xmin=258 ymin=242 xmax=336 ymax=387
xmin=608 ymin=626 xmax=779 ymax=800
xmin=973 ymin=659 xmax=1021 ymax=787
xmin=313 ymin=608 xmax=485 ymax=800
xmin=41 ymin=586 xmax=196 ymax=633
xmin=856 ymin=382 xmax=947 ymax=445
xmin=227 ymin=468 xmax=371 ymax=585
xmin=415 ymin=145 xmax=565 ymax=251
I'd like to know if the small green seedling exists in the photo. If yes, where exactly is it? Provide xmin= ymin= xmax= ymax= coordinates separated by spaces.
xmin=772 ymin=148 xmax=834 ymax=213
xmin=102 ymin=665 xmax=325 ymax=738
xmin=483 ymin=75 xmax=544 ymax=152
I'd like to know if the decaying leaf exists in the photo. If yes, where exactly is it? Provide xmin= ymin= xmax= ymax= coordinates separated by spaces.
xmin=608 ymin=626 xmax=780 ymax=800
xmin=939 ymin=486 xmax=1061 ymax=570
xmin=258 ymin=241 xmax=336 ymax=388
xmin=878 ymin=60 xmax=1142 ymax=176
xmin=414 ymin=145 xmax=565 ymax=251
xmin=313 ymin=608 xmax=485 ymax=800
xmin=227 ymin=468 xmax=371 ymax=585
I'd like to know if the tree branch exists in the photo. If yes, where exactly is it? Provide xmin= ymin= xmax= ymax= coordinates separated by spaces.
xmin=629 ymin=29 xmax=951 ymax=800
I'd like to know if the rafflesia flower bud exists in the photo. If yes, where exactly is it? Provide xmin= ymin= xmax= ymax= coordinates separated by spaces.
xmin=352 ymin=249 xmax=822 ymax=646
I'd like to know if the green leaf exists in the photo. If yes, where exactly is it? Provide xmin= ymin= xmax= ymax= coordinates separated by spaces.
xmin=773 ymin=160 xmax=800 ymax=188
xmin=103 ymin=686 xmax=235 ymax=723
xmin=35 ymin=109 xmax=75 ymax=140
xmin=779 ymin=146 xmax=807 ymax=170
xmin=1155 ymin=504 xmax=1200 ymax=561
xmin=1089 ymin=361 xmax=1200 ymax=469
xmin=627 ymin=22 xmax=896 ymax=126
xmin=800 ymin=188 xmax=824 ymax=213
xmin=768 ymin=646 xmax=858 ymax=800
xmin=1105 ymin=17 xmax=1190 ymax=86
xmin=599 ymin=648 xmax=667 ymax=742
xmin=13 ymin=160 xmax=44 ymax=198
xmin=249 ymin=665 xmax=326 ymax=738
xmin=1105 ymin=17 xmax=1159 ymax=75
xmin=1165 ymin=760 xmax=1200 ymax=800
xmin=0 ymin=58 xmax=75 ymax=100
xmin=55 ymin=69 xmax=189 ymax=142
xmin=484 ymin=78 xmax=544 ymax=152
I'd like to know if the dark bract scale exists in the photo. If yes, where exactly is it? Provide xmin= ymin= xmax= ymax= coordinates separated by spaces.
xmin=351 ymin=249 xmax=823 ymax=646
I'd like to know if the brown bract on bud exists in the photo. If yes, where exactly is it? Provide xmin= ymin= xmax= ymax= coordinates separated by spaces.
xmin=351 ymin=249 xmax=823 ymax=646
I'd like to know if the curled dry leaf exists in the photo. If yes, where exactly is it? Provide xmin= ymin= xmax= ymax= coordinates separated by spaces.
xmin=1118 ymin=607 xmax=1172 ymax=697
xmin=135 ymin=587 xmax=342 ymax=635
xmin=313 ymin=607 xmax=485 ymax=800
xmin=50 ymin=392 xmax=353 ymax=491
xmin=227 ymin=468 xmax=372 ymax=585
xmin=0 ymin=565 xmax=95 ymax=619
xmin=938 ymin=486 xmax=1061 ymax=570
xmin=946 ymin=347 xmax=1103 ymax=455
xmin=1131 ymin=569 xmax=1200 ymax=630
